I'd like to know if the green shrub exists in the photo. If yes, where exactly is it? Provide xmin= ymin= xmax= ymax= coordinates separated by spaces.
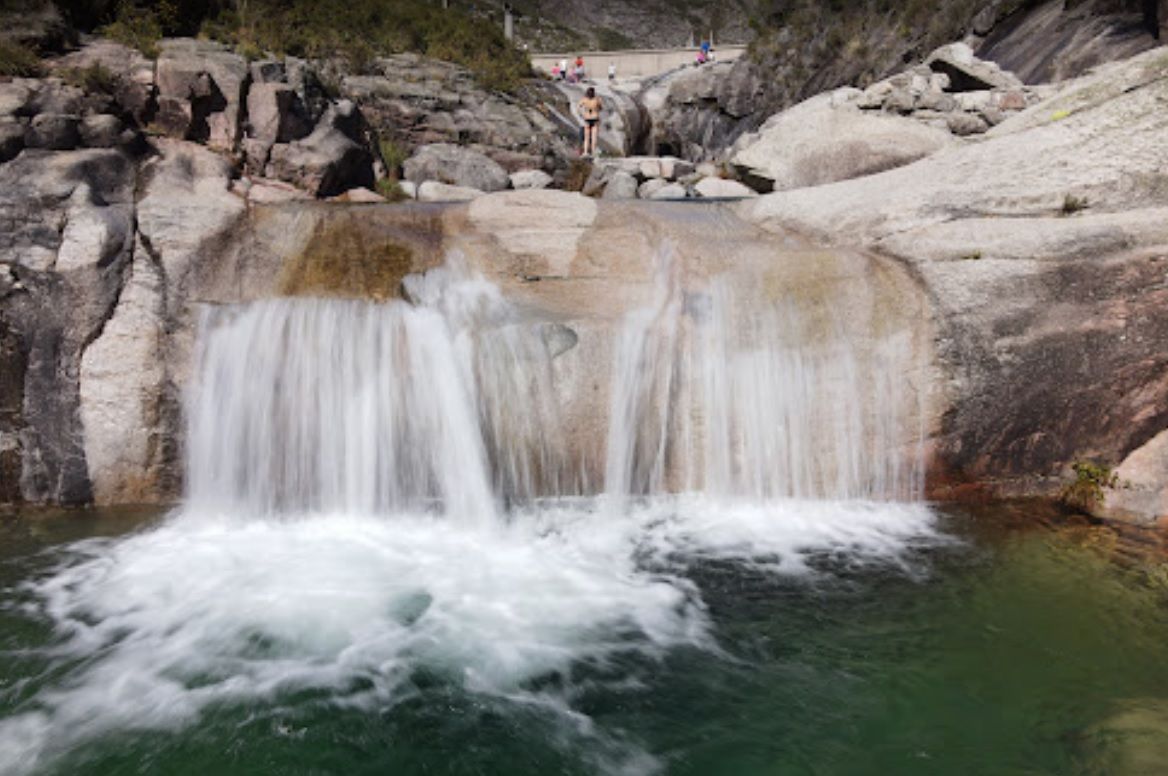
xmin=59 ymin=62 xmax=120 ymax=94
xmin=375 ymin=177 xmax=408 ymax=202
xmin=1061 ymin=193 xmax=1089 ymax=215
xmin=1060 ymin=461 xmax=1119 ymax=511
xmin=200 ymin=0 xmax=531 ymax=92
xmin=0 ymin=40 xmax=43 ymax=77
xmin=99 ymin=1 xmax=164 ymax=58
xmin=378 ymin=137 xmax=409 ymax=179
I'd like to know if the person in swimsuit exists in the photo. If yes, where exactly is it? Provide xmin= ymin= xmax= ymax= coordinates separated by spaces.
xmin=578 ymin=87 xmax=602 ymax=158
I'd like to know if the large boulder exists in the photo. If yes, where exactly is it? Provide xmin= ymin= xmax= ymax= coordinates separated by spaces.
xmin=154 ymin=38 xmax=248 ymax=151
xmin=731 ymin=90 xmax=954 ymax=192
xmin=25 ymin=113 xmax=80 ymax=150
xmin=403 ymin=143 xmax=511 ymax=192
xmin=53 ymin=39 xmax=157 ymax=126
xmin=417 ymin=180 xmax=484 ymax=202
xmin=509 ymin=169 xmax=553 ymax=190
xmin=340 ymin=54 xmax=574 ymax=172
xmin=0 ymin=149 xmax=136 ymax=504
xmin=694 ymin=177 xmax=757 ymax=199
xmin=926 ymin=42 xmax=1025 ymax=92
xmin=266 ymin=101 xmax=375 ymax=197
xmin=601 ymin=169 xmax=638 ymax=199
xmin=743 ymin=46 xmax=1168 ymax=518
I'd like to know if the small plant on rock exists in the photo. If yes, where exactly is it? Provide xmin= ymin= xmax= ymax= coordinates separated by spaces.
xmin=0 ymin=40 xmax=44 ymax=77
xmin=1061 ymin=194 xmax=1089 ymax=216
xmin=60 ymin=63 xmax=120 ymax=94
xmin=1060 ymin=461 xmax=1119 ymax=512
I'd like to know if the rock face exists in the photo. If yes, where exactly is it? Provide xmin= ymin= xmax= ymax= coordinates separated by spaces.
xmin=0 ymin=149 xmax=136 ymax=504
xmin=978 ymin=0 xmax=1164 ymax=84
xmin=155 ymin=39 xmax=248 ymax=152
xmin=266 ymin=101 xmax=375 ymax=197
xmin=340 ymin=54 xmax=575 ymax=172
xmin=2 ymin=33 xmax=1167 ymax=526
xmin=731 ymin=89 xmax=955 ymax=192
xmin=637 ymin=60 xmax=763 ymax=160
xmin=744 ymin=46 xmax=1168 ymax=519
xmin=403 ymin=143 xmax=510 ymax=192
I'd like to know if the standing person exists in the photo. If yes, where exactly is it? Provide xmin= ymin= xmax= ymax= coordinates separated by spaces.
xmin=578 ymin=86 xmax=602 ymax=158
xmin=575 ymin=54 xmax=585 ymax=80
xmin=608 ymin=62 xmax=616 ymax=81
xmin=559 ymin=57 xmax=568 ymax=80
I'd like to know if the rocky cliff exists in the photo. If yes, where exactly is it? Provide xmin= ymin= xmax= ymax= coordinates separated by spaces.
xmin=1 ymin=19 xmax=1167 ymax=527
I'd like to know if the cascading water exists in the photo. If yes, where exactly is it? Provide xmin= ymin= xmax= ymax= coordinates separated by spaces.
xmin=0 ymin=249 xmax=939 ymax=776
xmin=604 ymin=251 xmax=925 ymax=505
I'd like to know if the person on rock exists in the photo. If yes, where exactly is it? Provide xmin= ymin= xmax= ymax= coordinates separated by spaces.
xmin=578 ymin=87 xmax=602 ymax=159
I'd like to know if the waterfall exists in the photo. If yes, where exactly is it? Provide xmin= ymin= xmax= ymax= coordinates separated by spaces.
xmin=603 ymin=250 xmax=924 ymax=504
xmin=0 ymin=248 xmax=940 ymax=776
xmin=187 ymin=250 xmax=924 ymax=517
xmin=186 ymin=261 xmax=577 ymax=519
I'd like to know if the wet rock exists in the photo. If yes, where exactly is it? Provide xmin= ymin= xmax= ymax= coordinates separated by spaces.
xmin=403 ymin=143 xmax=510 ymax=192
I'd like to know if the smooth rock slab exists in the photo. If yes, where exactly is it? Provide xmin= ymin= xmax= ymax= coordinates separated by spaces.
xmin=509 ymin=169 xmax=553 ymax=190
xmin=404 ymin=143 xmax=510 ymax=192
xmin=417 ymin=181 xmax=484 ymax=202
xmin=694 ymin=177 xmax=758 ymax=199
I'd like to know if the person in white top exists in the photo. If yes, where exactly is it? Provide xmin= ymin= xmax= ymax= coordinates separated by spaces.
xmin=608 ymin=63 xmax=616 ymax=81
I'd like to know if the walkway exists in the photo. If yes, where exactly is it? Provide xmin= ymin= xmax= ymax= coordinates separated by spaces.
xmin=530 ymin=45 xmax=747 ymax=80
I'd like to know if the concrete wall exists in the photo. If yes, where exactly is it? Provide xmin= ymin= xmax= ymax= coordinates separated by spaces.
xmin=531 ymin=46 xmax=747 ymax=79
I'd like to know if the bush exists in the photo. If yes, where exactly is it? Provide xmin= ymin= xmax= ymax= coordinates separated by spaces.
xmin=378 ymin=137 xmax=408 ymax=179
xmin=59 ymin=62 xmax=120 ymax=93
xmin=99 ymin=1 xmax=164 ymax=58
xmin=1061 ymin=193 xmax=1089 ymax=215
xmin=1060 ymin=461 xmax=1119 ymax=511
xmin=201 ymin=0 xmax=532 ymax=92
xmin=0 ymin=40 xmax=43 ymax=77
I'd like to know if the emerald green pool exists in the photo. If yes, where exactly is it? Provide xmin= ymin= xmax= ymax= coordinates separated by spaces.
xmin=1 ymin=502 xmax=1166 ymax=775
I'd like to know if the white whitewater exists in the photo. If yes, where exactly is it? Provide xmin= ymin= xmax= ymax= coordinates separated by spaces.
xmin=0 ymin=251 xmax=938 ymax=776
xmin=187 ymin=261 xmax=577 ymax=520
xmin=605 ymin=250 xmax=924 ymax=505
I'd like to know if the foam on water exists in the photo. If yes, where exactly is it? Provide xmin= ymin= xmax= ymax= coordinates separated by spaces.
xmin=0 ymin=498 xmax=937 ymax=775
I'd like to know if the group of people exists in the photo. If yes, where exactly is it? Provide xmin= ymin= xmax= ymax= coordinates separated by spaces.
xmin=695 ymin=40 xmax=714 ymax=66
xmin=551 ymin=56 xmax=587 ymax=83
